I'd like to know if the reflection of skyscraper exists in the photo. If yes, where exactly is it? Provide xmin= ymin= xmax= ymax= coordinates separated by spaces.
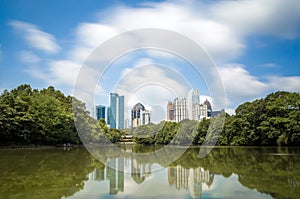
xmin=110 ymin=93 xmax=124 ymax=129
xmin=168 ymin=166 xmax=213 ymax=199
xmin=131 ymin=158 xmax=152 ymax=184
xmin=107 ymin=158 xmax=124 ymax=194
xmin=90 ymin=168 xmax=105 ymax=181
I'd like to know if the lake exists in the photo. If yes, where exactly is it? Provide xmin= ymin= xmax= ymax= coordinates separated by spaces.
xmin=0 ymin=146 xmax=299 ymax=199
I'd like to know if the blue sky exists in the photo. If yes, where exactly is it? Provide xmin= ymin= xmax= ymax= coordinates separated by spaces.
xmin=1 ymin=0 xmax=300 ymax=114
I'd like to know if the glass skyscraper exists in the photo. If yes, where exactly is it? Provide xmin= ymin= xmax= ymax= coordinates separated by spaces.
xmin=96 ymin=105 xmax=106 ymax=120
xmin=110 ymin=93 xmax=124 ymax=129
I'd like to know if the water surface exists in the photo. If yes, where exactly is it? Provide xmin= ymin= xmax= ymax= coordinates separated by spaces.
xmin=0 ymin=146 xmax=299 ymax=199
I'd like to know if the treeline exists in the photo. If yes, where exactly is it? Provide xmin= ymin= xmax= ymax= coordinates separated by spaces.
xmin=133 ymin=91 xmax=300 ymax=146
xmin=0 ymin=84 xmax=125 ymax=146
xmin=0 ymin=85 xmax=81 ymax=145
xmin=1 ymin=85 xmax=299 ymax=146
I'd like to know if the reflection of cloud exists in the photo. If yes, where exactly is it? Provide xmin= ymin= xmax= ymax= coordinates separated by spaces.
xmin=207 ymin=175 xmax=272 ymax=199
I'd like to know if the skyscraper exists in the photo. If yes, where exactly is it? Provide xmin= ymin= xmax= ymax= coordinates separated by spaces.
xmin=131 ymin=103 xmax=151 ymax=127
xmin=167 ymin=101 xmax=175 ymax=121
xmin=203 ymin=99 xmax=212 ymax=117
xmin=96 ymin=105 xmax=106 ymax=120
xmin=192 ymin=103 xmax=208 ymax=120
xmin=106 ymin=106 xmax=111 ymax=125
xmin=110 ymin=93 xmax=124 ymax=129
xmin=192 ymin=89 xmax=200 ymax=105
xmin=174 ymin=98 xmax=188 ymax=122
xmin=191 ymin=89 xmax=211 ymax=121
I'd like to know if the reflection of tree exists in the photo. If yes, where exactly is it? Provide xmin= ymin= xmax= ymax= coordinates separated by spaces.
xmin=0 ymin=148 xmax=101 ymax=199
xmin=3 ymin=146 xmax=298 ymax=199
xmin=171 ymin=147 xmax=300 ymax=199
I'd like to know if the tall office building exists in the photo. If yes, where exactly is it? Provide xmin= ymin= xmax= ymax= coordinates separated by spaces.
xmin=96 ymin=105 xmax=106 ymax=120
xmin=192 ymin=89 xmax=200 ymax=105
xmin=167 ymin=98 xmax=188 ymax=122
xmin=110 ymin=93 xmax=124 ymax=129
xmin=167 ymin=101 xmax=175 ymax=121
xmin=192 ymin=103 xmax=208 ymax=120
xmin=174 ymin=98 xmax=188 ymax=122
xmin=191 ymin=89 xmax=210 ymax=121
xmin=131 ymin=103 xmax=151 ymax=127
xmin=140 ymin=110 xmax=151 ymax=125
xmin=203 ymin=99 xmax=212 ymax=117
xmin=106 ymin=106 xmax=111 ymax=125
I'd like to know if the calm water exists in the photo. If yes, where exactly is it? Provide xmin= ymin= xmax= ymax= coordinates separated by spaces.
xmin=0 ymin=146 xmax=299 ymax=199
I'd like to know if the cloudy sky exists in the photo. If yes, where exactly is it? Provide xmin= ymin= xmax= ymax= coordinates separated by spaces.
xmin=1 ymin=0 xmax=300 ymax=115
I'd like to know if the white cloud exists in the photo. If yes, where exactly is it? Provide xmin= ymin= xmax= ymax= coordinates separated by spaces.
xmin=211 ymin=0 xmax=300 ymax=38
xmin=267 ymin=76 xmax=300 ymax=92
xmin=10 ymin=20 xmax=60 ymax=54
xmin=217 ymin=64 xmax=267 ymax=106
xmin=217 ymin=64 xmax=300 ymax=111
xmin=260 ymin=63 xmax=278 ymax=68
xmin=59 ymin=1 xmax=245 ymax=67
xmin=15 ymin=0 xmax=300 ymax=113
xmin=47 ymin=60 xmax=81 ymax=85
xmin=113 ymin=62 xmax=192 ymax=120
xmin=19 ymin=51 xmax=41 ymax=64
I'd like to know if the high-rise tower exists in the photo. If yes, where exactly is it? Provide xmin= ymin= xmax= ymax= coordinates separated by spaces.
xmin=192 ymin=89 xmax=200 ymax=105
xmin=110 ymin=93 xmax=124 ymax=129
xmin=131 ymin=103 xmax=151 ymax=127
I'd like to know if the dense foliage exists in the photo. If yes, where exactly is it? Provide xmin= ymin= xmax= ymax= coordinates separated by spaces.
xmin=0 ymin=85 xmax=81 ymax=145
xmin=219 ymin=91 xmax=300 ymax=146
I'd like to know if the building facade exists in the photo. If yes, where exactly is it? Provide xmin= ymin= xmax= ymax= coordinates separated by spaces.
xmin=203 ymin=99 xmax=212 ymax=117
xmin=96 ymin=105 xmax=106 ymax=120
xmin=131 ymin=103 xmax=151 ymax=127
xmin=167 ymin=98 xmax=188 ymax=122
xmin=192 ymin=103 xmax=208 ymax=120
xmin=191 ymin=89 xmax=210 ymax=121
xmin=174 ymin=98 xmax=188 ymax=122
xmin=110 ymin=93 xmax=124 ymax=129
xmin=167 ymin=101 xmax=175 ymax=121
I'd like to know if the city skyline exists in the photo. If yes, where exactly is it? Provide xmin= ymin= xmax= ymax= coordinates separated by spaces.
xmin=95 ymin=89 xmax=216 ymax=129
